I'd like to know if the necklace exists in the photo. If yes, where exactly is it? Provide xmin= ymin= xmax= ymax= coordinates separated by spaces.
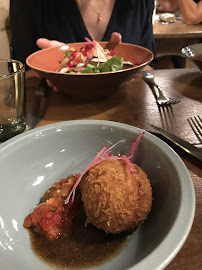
xmin=88 ymin=0 xmax=106 ymax=23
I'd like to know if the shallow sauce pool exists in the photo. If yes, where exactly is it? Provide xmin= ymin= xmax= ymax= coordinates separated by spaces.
xmin=27 ymin=204 xmax=130 ymax=269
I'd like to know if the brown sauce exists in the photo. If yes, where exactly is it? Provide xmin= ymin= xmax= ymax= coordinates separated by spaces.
xmin=26 ymin=204 xmax=131 ymax=269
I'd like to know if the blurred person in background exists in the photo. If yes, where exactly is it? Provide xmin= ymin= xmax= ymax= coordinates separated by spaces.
xmin=155 ymin=0 xmax=202 ymax=69
xmin=158 ymin=0 xmax=202 ymax=25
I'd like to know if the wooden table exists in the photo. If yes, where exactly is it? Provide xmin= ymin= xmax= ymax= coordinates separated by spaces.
xmin=153 ymin=16 xmax=202 ymax=58
xmin=26 ymin=68 xmax=202 ymax=270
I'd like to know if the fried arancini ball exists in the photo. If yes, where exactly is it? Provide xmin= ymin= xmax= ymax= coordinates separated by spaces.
xmin=80 ymin=159 xmax=152 ymax=234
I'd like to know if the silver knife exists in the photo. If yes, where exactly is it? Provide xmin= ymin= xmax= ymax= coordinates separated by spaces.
xmin=149 ymin=124 xmax=202 ymax=161
xmin=27 ymin=79 xmax=50 ymax=130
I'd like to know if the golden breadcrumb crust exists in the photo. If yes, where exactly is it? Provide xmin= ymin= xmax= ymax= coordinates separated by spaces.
xmin=81 ymin=160 xmax=152 ymax=234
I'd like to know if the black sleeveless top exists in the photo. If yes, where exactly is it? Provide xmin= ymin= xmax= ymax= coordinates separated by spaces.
xmin=10 ymin=0 xmax=155 ymax=68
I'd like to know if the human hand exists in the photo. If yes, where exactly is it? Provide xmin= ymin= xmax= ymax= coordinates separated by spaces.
xmin=105 ymin=32 xmax=122 ymax=50
xmin=36 ymin=32 xmax=122 ymax=50
xmin=36 ymin=38 xmax=65 ymax=50
xmin=36 ymin=39 xmax=66 ymax=92
xmin=109 ymin=32 xmax=122 ymax=44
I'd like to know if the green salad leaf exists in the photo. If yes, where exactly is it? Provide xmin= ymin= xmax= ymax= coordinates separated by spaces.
xmin=63 ymin=48 xmax=75 ymax=58
xmin=75 ymin=56 xmax=124 ymax=73
xmin=99 ymin=56 xmax=124 ymax=72
xmin=80 ymin=64 xmax=100 ymax=73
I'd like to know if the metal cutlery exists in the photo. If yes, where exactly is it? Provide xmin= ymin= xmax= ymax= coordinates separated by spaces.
xmin=142 ymin=72 xmax=180 ymax=106
xmin=149 ymin=124 xmax=202 ymax=161
xmin=27 ymin=79 xmax=51 ymax=130
xmin=187 ymin=116 xmax=202 ymax=144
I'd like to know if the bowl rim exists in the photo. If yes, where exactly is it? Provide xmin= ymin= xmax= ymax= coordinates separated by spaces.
xmin=26 ymin=41 xmax=154 ymax=76
xmin=0 ymin=119 xmax=195 ymax=270
xmin=0 ymin=58 xmax=25 ymax=79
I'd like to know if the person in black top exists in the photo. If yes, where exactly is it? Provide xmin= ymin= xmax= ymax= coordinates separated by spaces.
xmin=9 ymin=0 xmax=156 ymax=72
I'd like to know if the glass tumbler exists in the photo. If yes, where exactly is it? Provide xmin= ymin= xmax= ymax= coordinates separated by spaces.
xmin=0 ymin=59 xmax=26 ymax=142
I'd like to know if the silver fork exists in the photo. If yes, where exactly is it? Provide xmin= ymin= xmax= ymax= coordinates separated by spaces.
xmin=142 ymin=73 xmax=180 ymax=106
xmin=187 ymin=116 xmax=202 ymax=144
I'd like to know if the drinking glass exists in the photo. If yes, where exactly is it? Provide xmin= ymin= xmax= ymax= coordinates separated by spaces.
xmin=0 ymin=59 xmax=26 ymax=142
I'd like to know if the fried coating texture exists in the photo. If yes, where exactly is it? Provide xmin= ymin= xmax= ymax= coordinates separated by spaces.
xmin=81 ymin=160 xmax=152 ymax=234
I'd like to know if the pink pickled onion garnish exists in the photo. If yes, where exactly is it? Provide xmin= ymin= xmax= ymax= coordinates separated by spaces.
xmin=64 ymin=132 xmax=145 ymax=204
xmin=84 ymin=37 xmax=101 ymax=65
xmin=62 ymin=37 xmax=116 ymax=73
xmin=129 ymin=132 xmax=145 ymax=161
